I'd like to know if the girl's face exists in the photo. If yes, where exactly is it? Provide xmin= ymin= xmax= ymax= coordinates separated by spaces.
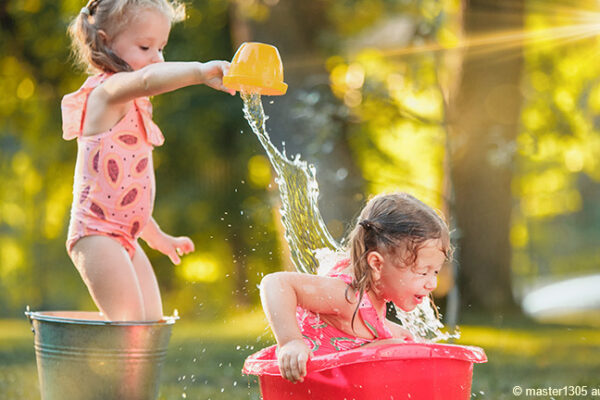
xmin=376 ymin=239 xmax=446 ymax=312
xmin=109 ymin=8 xmax=171 ymax=71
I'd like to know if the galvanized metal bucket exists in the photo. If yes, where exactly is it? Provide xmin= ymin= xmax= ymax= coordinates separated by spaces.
xmin=25 ymin=310 xmax=176 ymax=400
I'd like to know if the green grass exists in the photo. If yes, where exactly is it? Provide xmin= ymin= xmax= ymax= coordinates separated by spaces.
xmin=1 ymin=311 xmax=599 ymax=399
xmin=457 ymin=316 xmax=600 ymax=399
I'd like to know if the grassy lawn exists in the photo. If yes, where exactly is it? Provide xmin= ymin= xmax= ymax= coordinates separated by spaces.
xmin=1 ymin=310 xmax=599 ymax=399
xmin=457 ymin=315 xmax=600 ymax=399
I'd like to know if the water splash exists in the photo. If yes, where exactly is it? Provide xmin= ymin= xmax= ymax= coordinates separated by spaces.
xmin=242 ymin=92 xmax=338 ymax=274
xmin=241 ymin=92 xmax=456 ymax=342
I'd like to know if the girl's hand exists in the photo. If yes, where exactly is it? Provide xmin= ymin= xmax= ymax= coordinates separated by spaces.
xmin=146 ymin=232 xmax=195 ymax=265
xmin=386 ymin=320 xmax=414 ymax=342
xmin=395 ymin=326 xmax=414 ymax=342
xmin=200 ymin=60 xmax=236 ymax=96
xmin=277 ymin=339 xmax=311 ymax=383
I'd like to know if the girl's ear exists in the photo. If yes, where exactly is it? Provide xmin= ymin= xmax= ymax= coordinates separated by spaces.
xmin=366 ymin=251 xmax=384 ymax=280
xmin=98 ymin=29 xmax=110 ymax=45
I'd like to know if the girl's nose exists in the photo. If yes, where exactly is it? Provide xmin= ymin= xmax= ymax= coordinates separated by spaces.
xmin=152 ymin=51 xmax=164 ymax=63
xmin=424 ymin=276 xmax=437 ymax=291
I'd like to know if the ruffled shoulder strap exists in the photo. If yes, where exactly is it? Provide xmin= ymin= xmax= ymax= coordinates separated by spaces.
xmin=61 ymin=74 xmax=110 ymax=140
xmin=134 ymin=97 xmax=165 ymax=147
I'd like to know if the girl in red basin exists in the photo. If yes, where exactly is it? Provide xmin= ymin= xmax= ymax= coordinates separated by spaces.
xmin=63 ymin=0 xmax=235 ymax=322
xmin=260 ymin=192 xmax=451 ymax=382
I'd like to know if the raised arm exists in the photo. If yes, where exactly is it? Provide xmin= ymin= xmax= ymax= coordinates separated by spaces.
xmin=94 ymin=60 xmax=233 ymax=105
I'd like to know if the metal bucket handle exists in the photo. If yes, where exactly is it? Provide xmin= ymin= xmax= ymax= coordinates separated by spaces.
xmin=24 ymin=305 xmax=35 ymax=335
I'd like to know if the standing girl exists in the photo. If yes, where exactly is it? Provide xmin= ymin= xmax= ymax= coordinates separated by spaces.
xmin=63 ymin=0 xmax=235 ymax=321
xmin=260 ymin=192 xmax=451 ymax=382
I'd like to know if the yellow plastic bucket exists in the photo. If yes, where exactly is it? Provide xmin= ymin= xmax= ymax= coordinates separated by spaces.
xmin=224 ymin=42 xmax=288 ymax=95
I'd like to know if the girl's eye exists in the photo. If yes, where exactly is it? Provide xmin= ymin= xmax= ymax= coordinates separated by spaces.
xmin=140 ymin=46 xmax=149 ymax=51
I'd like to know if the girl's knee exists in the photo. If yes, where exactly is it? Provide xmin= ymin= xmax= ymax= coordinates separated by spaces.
xmin=142 ymin=294 xmax=163 ymax=321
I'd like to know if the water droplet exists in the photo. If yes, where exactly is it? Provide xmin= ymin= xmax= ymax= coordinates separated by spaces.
xmin=335 ymin=168 xmax=348 ymax=180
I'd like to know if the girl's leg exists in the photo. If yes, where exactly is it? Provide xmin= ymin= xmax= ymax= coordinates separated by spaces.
xmin=70 ymin=235 xmax=147 ymax=321
xmin=131 ymin=241 xmax=163 ymax=321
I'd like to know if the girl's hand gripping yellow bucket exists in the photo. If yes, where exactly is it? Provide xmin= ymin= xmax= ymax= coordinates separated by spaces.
xmin=223 ymin=42 xmax=288 ymax=96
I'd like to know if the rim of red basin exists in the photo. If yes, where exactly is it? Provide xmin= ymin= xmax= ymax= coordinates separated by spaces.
xmin=243 ymin=343 xmax=487 ymax=376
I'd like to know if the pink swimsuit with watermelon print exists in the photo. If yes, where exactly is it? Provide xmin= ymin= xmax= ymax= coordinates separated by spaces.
xmin=61 ymin=73 xmax=165 ymax=259
xmin=296 ymin=259 xmax=394 ymax=356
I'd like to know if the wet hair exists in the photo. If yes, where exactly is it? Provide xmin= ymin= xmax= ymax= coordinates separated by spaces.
xmin=346 ymin=192 xmax=451 ymax=328
xmin=68 ymin=0 xmax=186 ymax=73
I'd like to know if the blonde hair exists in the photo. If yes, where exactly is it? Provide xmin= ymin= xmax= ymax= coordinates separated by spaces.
xmin=68 ymin=0 xmax=186 ymax=73
xmin=346 ymin=192 xmax=451 ymax=327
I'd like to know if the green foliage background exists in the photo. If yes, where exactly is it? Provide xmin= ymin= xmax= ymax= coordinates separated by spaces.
xmin=1 ymin=0 xmax=600 ymax=320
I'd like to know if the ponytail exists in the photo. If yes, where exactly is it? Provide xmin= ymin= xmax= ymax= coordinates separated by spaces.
xmin=348 ymin=222 xmax=375 ymax=329
xmin=68 ymin=7 xmax=132 ymax=73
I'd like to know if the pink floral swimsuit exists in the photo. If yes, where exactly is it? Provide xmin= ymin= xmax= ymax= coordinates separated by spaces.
xmin=297 ymin=260 xmax=394 ymax=356
xmin=61 ymin=73 xmax=164 ymax=259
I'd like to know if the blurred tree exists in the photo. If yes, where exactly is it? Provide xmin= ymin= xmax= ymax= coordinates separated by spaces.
xmin=446 ymin=0 xmax=523 ymax=312
xmin=512 ymin=0 xmax=600 ymax=287
xmin=0 ymin=0 xmax=87 ymax=314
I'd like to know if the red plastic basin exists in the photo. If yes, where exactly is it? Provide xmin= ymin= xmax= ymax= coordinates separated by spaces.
xmin=243 ymin=343 xmax=487 ymax=400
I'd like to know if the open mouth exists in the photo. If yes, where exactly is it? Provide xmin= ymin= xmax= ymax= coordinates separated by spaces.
xmin=414 ymin=295 xmax=425 ymax=303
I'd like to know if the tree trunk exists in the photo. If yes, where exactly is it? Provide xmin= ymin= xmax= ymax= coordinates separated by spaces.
xmin=447 ymin=0 xmax=523 ymax=313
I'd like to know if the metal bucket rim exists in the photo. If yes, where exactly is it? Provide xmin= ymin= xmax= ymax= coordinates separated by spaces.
xmin=25 ymin=310 xmax=178 ymax=326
